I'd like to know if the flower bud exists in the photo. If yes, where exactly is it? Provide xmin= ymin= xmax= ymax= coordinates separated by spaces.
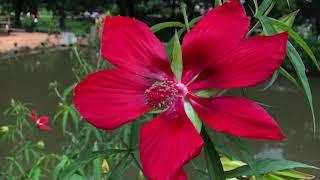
xmin=102 ymin=159 xmax=109 ymax=174
xmin=36 ymin=140 xmax=45 ymax=149
xmin=0 ymin=126 xmax=9 ymax=133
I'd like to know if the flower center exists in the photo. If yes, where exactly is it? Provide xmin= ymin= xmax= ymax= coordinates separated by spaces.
xmin=145 ymin=80 xmax=188 ymax=110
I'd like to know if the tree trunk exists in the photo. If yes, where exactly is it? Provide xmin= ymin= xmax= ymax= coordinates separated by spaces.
xmin=13 ymin=0 xmax=24 ymax=27
xmin=117 ymin=0 xmax=128 ymax=16
xmin=59 ymin=5 xmax=65 ymax=30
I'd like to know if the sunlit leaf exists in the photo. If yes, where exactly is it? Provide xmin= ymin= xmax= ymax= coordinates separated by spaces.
xmin=273 ymin=169 xmax=315 ymax=179
xmin=225 ymin=159 xmax=318 ymax=178
xmin=278 ymin=10 xmax=299 ymax=27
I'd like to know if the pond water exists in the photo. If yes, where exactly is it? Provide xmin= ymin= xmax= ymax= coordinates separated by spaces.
xmin=0 ymin=50 xmax=319 ymax=178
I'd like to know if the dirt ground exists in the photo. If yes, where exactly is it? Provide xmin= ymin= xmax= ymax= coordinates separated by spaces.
xmin=0 ymin=32 xmax=59 ymax=53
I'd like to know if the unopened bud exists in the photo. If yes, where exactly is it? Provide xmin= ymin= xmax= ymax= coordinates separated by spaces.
xmin=102 ymin=159 xmax=109 ymax=174
xmin=36 ymin=140 xmax=45 ymax=149
xmin=0 ymin=126 xmax=9 ymax=133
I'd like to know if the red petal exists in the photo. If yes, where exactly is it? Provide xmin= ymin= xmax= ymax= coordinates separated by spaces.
xmin=182 ymin=0 xmax=249 ymax=84
xmin=188 ymin=32 xmax=288 ymax=90
xmin=188 ymin=94 xmax=285 ymax=140
xmin=74 ymin=69 xmax=152 ymax=130
xmin=38 ymin=124 xmax=53 ymax=131
xmin=140 ymin=97 xmax=203 ymax=179
xmin=101 ymin=16 xmax=172 ymax=80
xmin=38 ymin=116 xmax=49 ymax=124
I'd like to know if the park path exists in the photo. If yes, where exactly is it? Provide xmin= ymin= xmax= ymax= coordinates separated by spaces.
xmin=0 ymin=32 xmax=60 ymax=53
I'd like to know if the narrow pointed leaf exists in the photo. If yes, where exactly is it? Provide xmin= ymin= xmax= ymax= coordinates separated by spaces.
xmin=225 ymin=159 xmax=318 ymax=178
xmin=194 ymin=89 xmax=221 ymax=98
xmin=184 ymin=101 xmax=202 ymax=132
xmin=267 ymin=17 xmax=320 ymax=71
xmin=279 ymin=67 xmax=301 ymax=90
xmin=278 ymin=10 xmax=299 ymax=27
xmin=260 ymin=16 xmax=316 ymax=133
xmin=261 ymin=70 xmax=279 ymax=91
xmin=171 ymin=32 xmax=183 ymax=82
xmin=202 ymin=128 xmax=225 ymax=180
xmin=256 ymin=0 xmax=274 ymax=17
xmin=61 ymin=149 xmax=127 ymax=179
xmin=108 ymin=154 xmax=133 ymax=180
xmin=151 ymin=22 xmax=184 ymax=33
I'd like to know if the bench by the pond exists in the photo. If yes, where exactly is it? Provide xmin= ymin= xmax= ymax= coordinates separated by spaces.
xmin=0 ymin=16 xmax=11 ymax=35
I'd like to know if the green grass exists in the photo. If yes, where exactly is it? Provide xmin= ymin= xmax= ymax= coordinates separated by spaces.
xmin=28 ymin=8 xmax=92 ymax=36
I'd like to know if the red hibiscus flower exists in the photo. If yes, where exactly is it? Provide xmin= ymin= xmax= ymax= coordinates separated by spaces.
xmin=29 ymin=110 xmax=52 ymax=131
xmin=74 ymin=1 xmax=288 ymax=179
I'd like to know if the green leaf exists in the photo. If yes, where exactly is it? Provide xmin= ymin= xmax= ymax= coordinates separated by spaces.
xmin=171 ymin=32 xmax=183 ymax=82
xmin=129 ymin=119 xmax=144 ymax=150
xmin=227 ymin=136 xmax=261 ymax=180
xmin=69 ymin=174 xmax=87 ymax=180
xmin=194 ymin=89 xmax=221 ymax=98
xmin=256 ymin=0 xmax=274 ymax=17
xmin=61 ymin=149 xmax=127 ymax=179
xmin=286 ymin=43 xmax=316 ymax=132
xmin=62 ymin=83 xmax=77 ymax=100
xmin=278 ymin=10 xmax=299 ymax=27
xmin=31 ymin=166 xmax=41 ymax=180
xmin=62 ymin=111 xmax=69 ymax=133
xmin=92 ymin=142 xmax=102 ymax=180
xmin=184 ymin=101 xmax=202 ymax=133
xmin=181 ymin=3 xmax=189 ymax=31
xmin=267 ymin=17 xmax=320 ymax=71
xmin=151 ymin=22 xmax=184 ymax=33
xmin=261 ymin=70 xmax=279 ymax=91
xmin=253 ymin=0 xmax=259 ymax=16
xmin=259 ymin=16 xmax=316 ymax=133
xmin=279 ymin=67 xmax=302 ymax=90
xmin=225 ymin=159 xmax=318 ymax=178
xmin=108 ymin=154 xmax=133 ymax=180
xmin=202 ymin=128 xmax=225 ymax=180
xmin=273 ymin=169 xmax=315 ymax=179
xmin=214 ymin=0 xmax=222 ymax=7
xmin=166 ymin=16 xmax=201 ymax=60
xmin=52 ymin=156 xmax=69 ymax=180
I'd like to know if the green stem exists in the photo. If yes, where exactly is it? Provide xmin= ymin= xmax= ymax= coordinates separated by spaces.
xmin=181 ymin=3 xmax=190 ymax=32
xmin=131 ymin=152 xmax=143 ymax=171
